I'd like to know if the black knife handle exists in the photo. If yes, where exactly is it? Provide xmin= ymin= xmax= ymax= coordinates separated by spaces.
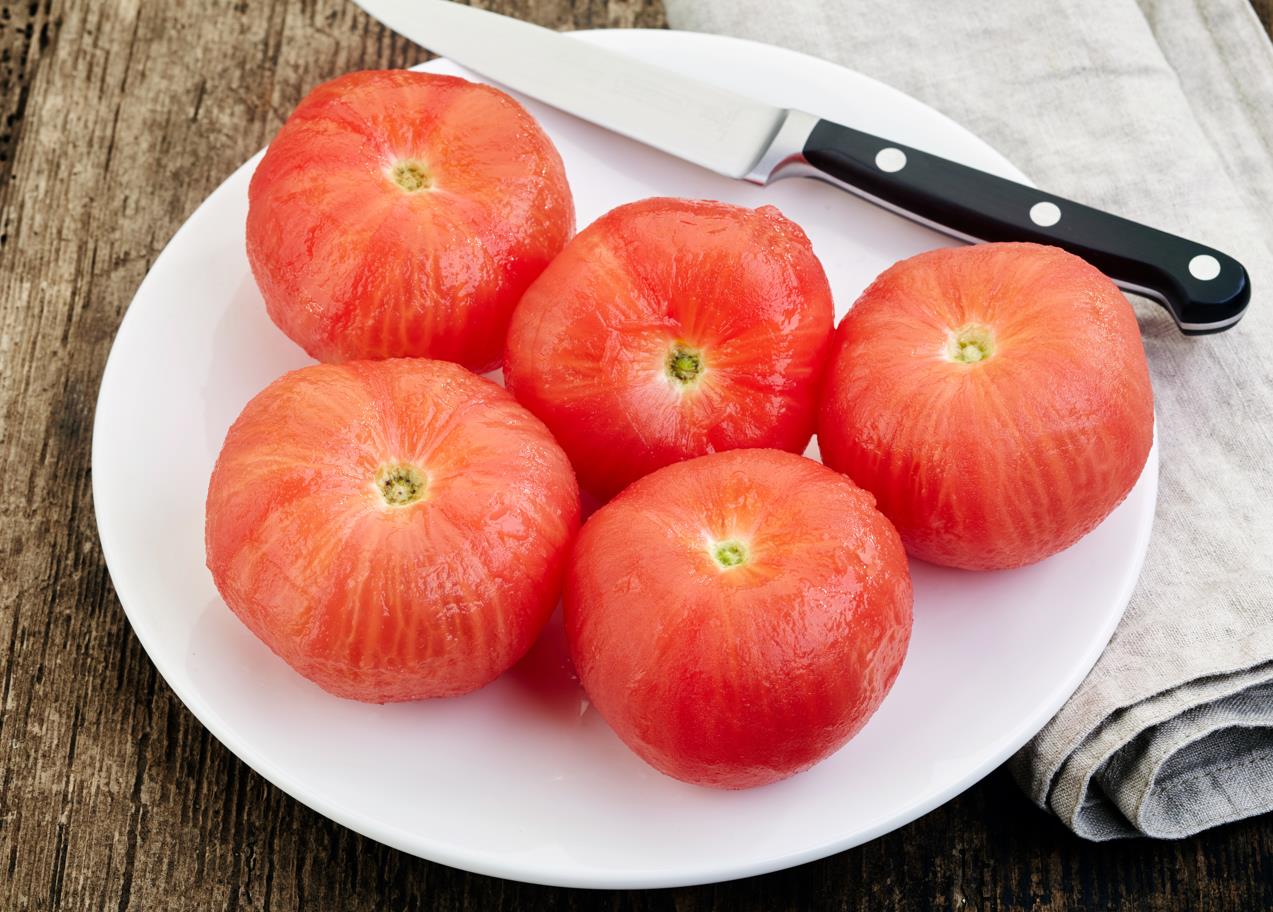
xmin=800 ymin=119 xmax=1249 ymax=335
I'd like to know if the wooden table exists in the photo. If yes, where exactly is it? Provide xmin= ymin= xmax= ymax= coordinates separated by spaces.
xmin=2 ymin=1 xmax=1270 ymax=908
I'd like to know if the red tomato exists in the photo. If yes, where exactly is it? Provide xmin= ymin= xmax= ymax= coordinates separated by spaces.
xmin=565 ymin=449 xmax=913 ymax=789
xmin=205 ymin=359 xmax=580 ymax=702
xmin=504 ymin=198 xmax=834 ymax=500
xmin=246 ymin=71 xmax=573 ymax=372
xmin=818 ymin=242 xmax=1154 ymax=570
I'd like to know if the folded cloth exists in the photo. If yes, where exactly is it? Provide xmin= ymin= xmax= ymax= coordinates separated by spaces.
xmin=663 ymin=0 xmax=1273 ymax=838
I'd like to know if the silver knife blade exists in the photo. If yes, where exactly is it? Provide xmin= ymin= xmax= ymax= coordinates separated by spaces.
xmin=352 ymin=0 xmax=790 ymax=180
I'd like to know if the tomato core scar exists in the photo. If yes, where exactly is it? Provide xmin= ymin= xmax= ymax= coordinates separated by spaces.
xmin=376 ymin=463 xmax=428 ymax=506
xmin=945 ymin=324 xmax=996 ymax=364
xmin=389 ymin=160 xmax=432 ymax=192
xmin=666 ymin=345 xmax=703 ymax=385
xmin=711 ymin=539 xmax=748 ymax=569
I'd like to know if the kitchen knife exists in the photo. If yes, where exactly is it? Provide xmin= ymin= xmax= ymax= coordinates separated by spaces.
xmin=353 ymin=0 xmax=1250 ymax=335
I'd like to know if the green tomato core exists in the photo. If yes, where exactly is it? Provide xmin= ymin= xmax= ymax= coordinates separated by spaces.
xmin=376 ymin=463 xmax=427 ymax=506
xmin=711 ymin=539 xmax=748 ymax=569
xmin=946 ymin=324 xmax=996 ymax=364
xmin=390 ymin=160 xmax=432 ymax=192
xmin=666 ymin=345 xmax=703 ymax=384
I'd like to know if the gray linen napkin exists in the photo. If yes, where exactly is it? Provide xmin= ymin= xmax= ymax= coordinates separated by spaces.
xmin=663 ymin=0 xmax=1273 ymax=838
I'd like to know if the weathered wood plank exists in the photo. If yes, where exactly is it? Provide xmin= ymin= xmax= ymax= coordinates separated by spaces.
xmin=0 ymin=1 xmax=1270 ymax=909
xmin=1255 ymin=0 xmax=1273 ymax=34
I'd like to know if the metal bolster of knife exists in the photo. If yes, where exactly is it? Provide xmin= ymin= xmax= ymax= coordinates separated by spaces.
xmin=744 ymin=111 xmax=821 ymax=185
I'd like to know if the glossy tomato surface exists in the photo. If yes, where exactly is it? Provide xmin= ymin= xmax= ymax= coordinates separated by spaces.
xmin=504 ymin=198 xmax=834 ymax=500
xmin=205 ymin=359 xmax=580 ymax=702
xmin=818 ymin=242 xmax=1154 ymax=570
xmin=247 ymin=71 xmax=574 ymax=371
xmin=565 ymin=449 xmax=913 ymax=789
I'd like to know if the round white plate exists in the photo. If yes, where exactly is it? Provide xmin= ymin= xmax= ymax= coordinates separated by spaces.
xmin=92 ymin=29 xmax=1157 ymax=889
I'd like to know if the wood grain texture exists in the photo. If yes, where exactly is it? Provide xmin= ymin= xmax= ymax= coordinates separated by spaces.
xmin=1255 ymin=0 xmax=1273 ymax=34
xmin=0 ymin=1 xmax=1270 ymax=909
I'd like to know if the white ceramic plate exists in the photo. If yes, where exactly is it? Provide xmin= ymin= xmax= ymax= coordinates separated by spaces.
xmin=92 ymin=29 xmax=1157 ymax=889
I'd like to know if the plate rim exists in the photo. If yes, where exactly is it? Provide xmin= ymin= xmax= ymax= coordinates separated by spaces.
xmin=91 ymin=27 xmax=1158 ymax=889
